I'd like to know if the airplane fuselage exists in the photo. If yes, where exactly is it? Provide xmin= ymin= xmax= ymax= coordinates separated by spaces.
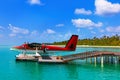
xmin=11 ymin=35 xmax=78 ymax=53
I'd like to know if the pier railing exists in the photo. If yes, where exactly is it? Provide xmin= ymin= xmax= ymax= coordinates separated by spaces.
xmin=62 ymin=51 xmax=120 ymax=62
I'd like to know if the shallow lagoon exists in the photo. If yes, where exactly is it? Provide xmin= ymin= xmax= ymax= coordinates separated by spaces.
xmin=0 ymin=46 xmax=120 ymax=80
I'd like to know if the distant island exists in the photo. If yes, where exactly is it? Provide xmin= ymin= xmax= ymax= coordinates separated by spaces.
xmin=54 ymin=34 xmax=120 ymax=46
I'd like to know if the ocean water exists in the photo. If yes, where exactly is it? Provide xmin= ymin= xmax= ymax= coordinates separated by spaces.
xmin=0 ymin=46 xmax=120 ymax=80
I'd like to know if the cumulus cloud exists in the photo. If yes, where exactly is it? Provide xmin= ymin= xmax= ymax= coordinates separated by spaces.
xmin=0 ymin=26 xmax=4 ymax=29
xmin=64 ymin=32 xmax=72 ymax=37
xmin=8 ymin=24 xmax=29 ymax=36
xmin=31 ymin=30 xmax=39 ymax=35
xmin=29 ymin=30 xmax=39 ymax=37
xmin=106 ymin=26 xmax=120 ymax=32
xmin=28 ymin=0 xmax=43 ymax=5
xmin=95 ymin=0 xmax=120 ymax=15
xmin=91 ymin=31 xmax=96 ymax=34
xmin=72 ymin=18 xmax=103 ymax=28
xmin=75 ymin=8 xmax=92 ymax=15
xmin=56 ymin=24 xmax=64 ymax=27
xmin=0 ymin=34 xmax=3 ymax=37
xmin=100 ymin=29 xmax=105 ymax=33
xmin=46 ymin=29 xmax=55 ymax=34
xmin=0 ymin=26 xmax=4 ymax=31
xmin=57 ymin=32 xmax=72 ymax=40
xmin=9 ymin=33 xmax=16 ymax=37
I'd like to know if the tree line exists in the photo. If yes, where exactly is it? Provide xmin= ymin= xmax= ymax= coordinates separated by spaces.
xmin=54 ymin=34 xmax=120 ymax=46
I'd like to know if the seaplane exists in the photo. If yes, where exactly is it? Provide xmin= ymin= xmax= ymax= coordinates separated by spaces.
xmin=12 ymin=35 xmax=78 ymax=62
xmin=11 ymin=35 xmax=78 ymax=54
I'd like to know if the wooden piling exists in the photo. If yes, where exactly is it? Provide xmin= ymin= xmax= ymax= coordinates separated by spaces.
xmin=90 ymin=58 xmax=92 ymax=64
xmin=86 ymin=58 xmax=88 ymax=63
xmin=114 ymin=56 xmax=117 ymax=64
xmin=101 ymin=56 xmax=104 ymax=67
xmin=94 ymin=57 xmax=97 ymax=66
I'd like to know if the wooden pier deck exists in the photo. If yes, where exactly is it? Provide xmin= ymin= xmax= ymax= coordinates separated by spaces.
xmin=62 ymin=51 xmax=120 ymax=61
xmin=16 ymin=51 xmax=120 ymax=65
xmin=62 ymin=51 xmax=120 ymax=67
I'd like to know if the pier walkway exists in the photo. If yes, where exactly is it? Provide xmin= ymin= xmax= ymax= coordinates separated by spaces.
xmin=16 ymin=51 xmax=120 ymax=66
xmin=62 ymin=51 xmax=120 ymax=61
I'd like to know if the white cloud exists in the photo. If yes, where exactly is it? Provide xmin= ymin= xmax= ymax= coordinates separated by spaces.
xmin=31 ymin=30 xmax=39 ymax=35
xmin=28 ymin=0 xmax=42 ymax=5
xmin=30 ymin=30 xmax=39 ymax=37
xmin=72 ymin=18 xmax=103 ymax=28
xmin=75 ymin=8 xmax=92 ymax=15
xmin=106 ymin=26 xmax=120 ymax=32
xmin=58 ymin=32 xmax=72 ymax=40
xmin=91 ymin=31 xmax=96 ymax=34
xmin=56 ymin=24 xmax=64 ymax=27
xmin=0 ymin=34 xmax=3 ymax=37
xmin=100 ymin=29 xmax=105 ymax=33
xmin=0 ymin=26 xmax=4 ymax=29
xmin=64 ymin=32 xmax=72 ymax=38
xmin=95 ymin=0 xmax=120 ymax=15
xmin=9 ymin=33 xmax=16 ymax=37
xmin=8 ymin=24 xmax=29 ymax=36
xmin=46 ymin=29 xmax=55 ymax=34
xmin=0 ymin=26 xmax=4 ymax=31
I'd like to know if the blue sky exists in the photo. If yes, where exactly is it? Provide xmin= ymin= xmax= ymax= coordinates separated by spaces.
xmin=0 ymin=0 xmax=120 ymax=45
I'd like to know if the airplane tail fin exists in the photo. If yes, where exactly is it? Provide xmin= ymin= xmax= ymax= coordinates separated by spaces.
xmin=65 ymin=35 xmax=78 ymax=51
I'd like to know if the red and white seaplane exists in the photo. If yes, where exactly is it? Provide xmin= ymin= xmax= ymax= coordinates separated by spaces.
xmin=11 ymin=35 xmax=78 ymax=54
xmin=12 ymin=35 xmax=78 ymax=62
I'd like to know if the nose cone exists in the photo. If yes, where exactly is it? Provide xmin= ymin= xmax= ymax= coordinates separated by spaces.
xmin=10 ymin=46 xmax=23 ymax=51
xmin=13 ymin=46 xmax=23 ymax=49
xmin=12 ymin=44 xmax=26 ymax=50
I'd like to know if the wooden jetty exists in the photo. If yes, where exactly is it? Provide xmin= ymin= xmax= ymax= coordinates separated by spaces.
xmin=16 ymin=51 xmax=120 ymax=66
xmin=62 ymin=51 xmax=120 ymax=61
xmin=62 ymin=51 xmax=120 ymax=67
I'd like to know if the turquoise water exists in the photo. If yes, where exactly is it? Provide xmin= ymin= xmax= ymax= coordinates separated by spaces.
xmin=0 ymin=46 xmax=120 ymax=80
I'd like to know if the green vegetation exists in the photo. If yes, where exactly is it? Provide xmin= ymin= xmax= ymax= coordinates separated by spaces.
xmin=54 ymin=34 xmax=120 ymax=46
